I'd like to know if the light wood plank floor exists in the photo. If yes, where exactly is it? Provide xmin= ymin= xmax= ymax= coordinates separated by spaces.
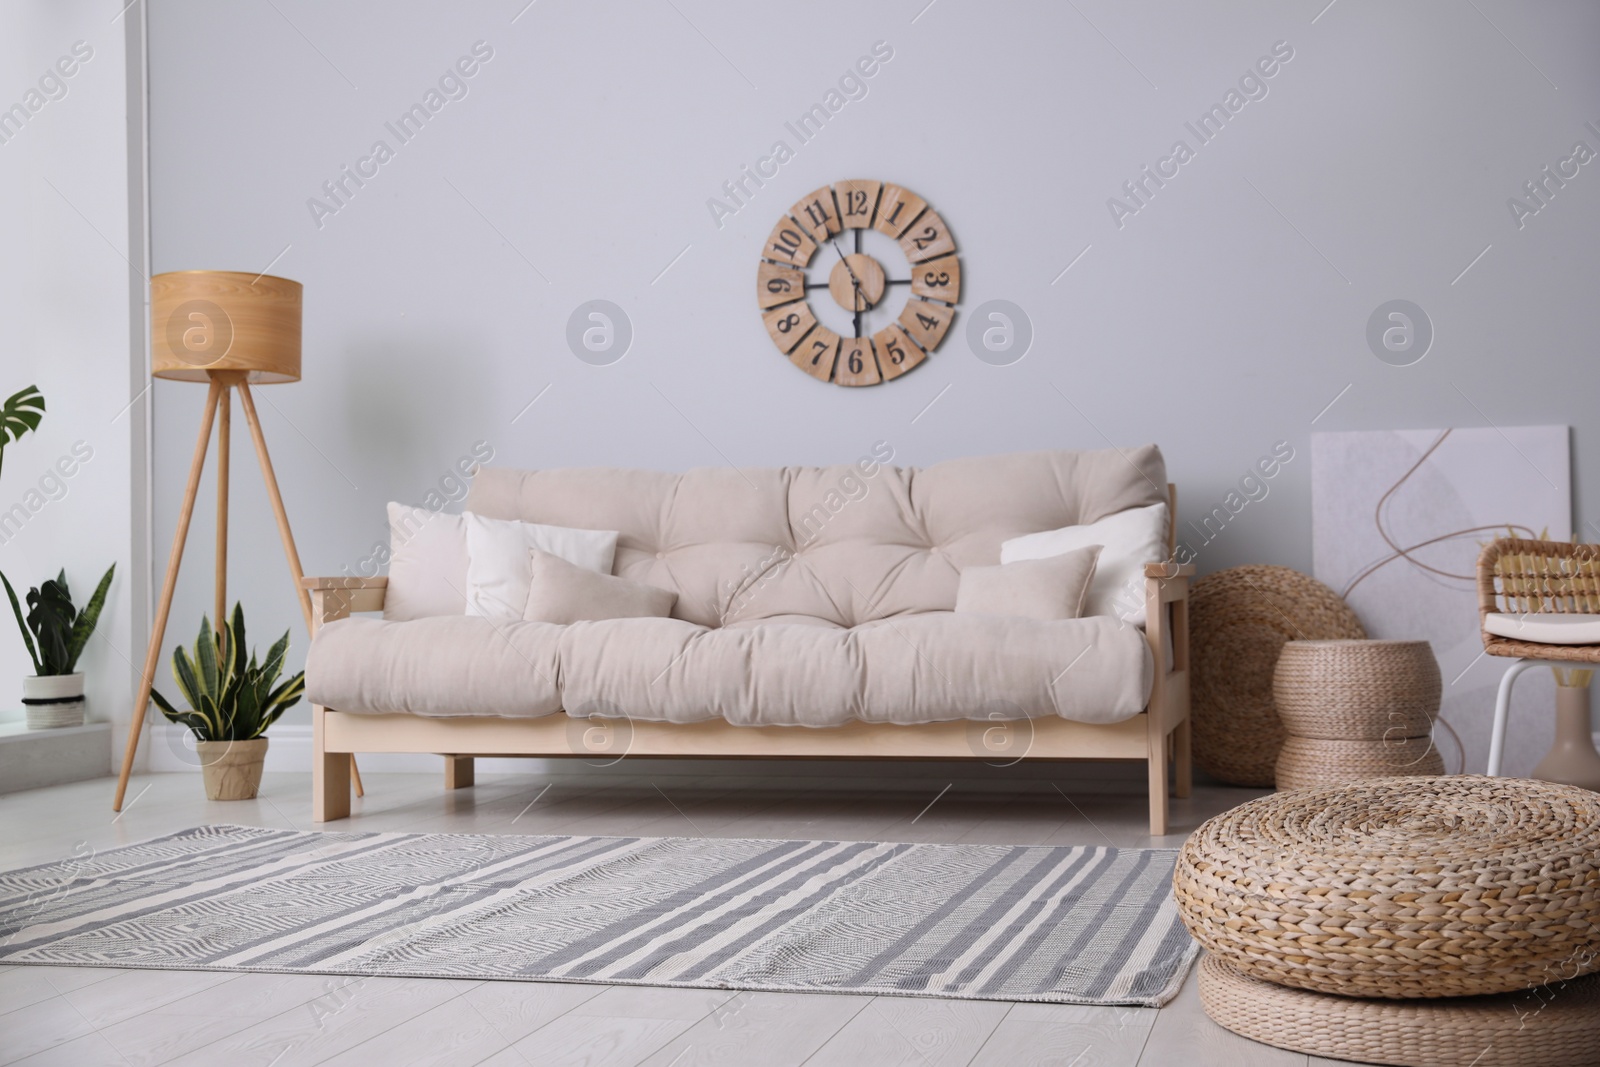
xmin=0 ymin=768 xmax=1384 ymax=1067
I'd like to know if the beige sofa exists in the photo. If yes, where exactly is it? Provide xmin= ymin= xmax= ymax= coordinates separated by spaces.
xmin=303 ymin=446 xmax=1193 ymax=832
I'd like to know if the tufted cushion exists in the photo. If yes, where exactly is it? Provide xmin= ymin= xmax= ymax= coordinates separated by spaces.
xmin=463 ymin=446 xmax=1168 ymax=629
xmin=307 ymin=612 xmax=1153 ymax=726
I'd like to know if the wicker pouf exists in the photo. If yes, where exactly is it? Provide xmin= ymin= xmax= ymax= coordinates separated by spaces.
xmin=1174 ymin=776 xmax=1600 ymax=999
xmin=1198 ymin=954 xmax=1600 ymax=1067
xmin=1190 ymin=566 xmax=1367 ymax=786
xmin=1274 ymin=639 xmax=1444 ymax=789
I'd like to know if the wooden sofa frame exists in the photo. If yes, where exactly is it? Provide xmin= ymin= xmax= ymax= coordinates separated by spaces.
xmin=307 ymin=486 xmax=1193 ymax=834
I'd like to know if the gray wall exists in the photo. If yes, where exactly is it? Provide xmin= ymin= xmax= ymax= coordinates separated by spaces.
xmin=149 ymin=0 xmax=1600 ymax=769
xmin=1 ymin=0 xmax=139 ymax=764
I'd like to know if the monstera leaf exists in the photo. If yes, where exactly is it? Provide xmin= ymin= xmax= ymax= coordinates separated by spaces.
xmin=0 ymin=385 xmax=44 ymax=481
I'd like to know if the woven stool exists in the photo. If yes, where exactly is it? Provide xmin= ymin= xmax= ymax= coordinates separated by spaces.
xmin=1173 ymin=776 xmax=1600 ymax=999
xmin=1273 ymin=639 xmax=1444 ymax=789
xmin=1198 ymin=954 xmax=1600 ymax=1067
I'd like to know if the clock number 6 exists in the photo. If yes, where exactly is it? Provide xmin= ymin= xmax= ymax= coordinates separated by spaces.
xmin=847 ymin=347 xmax=864 ymax=374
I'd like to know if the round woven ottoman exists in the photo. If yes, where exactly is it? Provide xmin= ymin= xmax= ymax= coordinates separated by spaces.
xmin=1174 ymin=776 xmax=1600 ymax=998
xmin=1274 ymin=639 xmax=1445 ymax=789
xmin=1197 ymin=954 xmax=1600 ymax=1067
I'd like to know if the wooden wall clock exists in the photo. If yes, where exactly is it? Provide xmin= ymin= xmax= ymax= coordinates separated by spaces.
xmin=756 ymin=180 xmax=959 ymax=386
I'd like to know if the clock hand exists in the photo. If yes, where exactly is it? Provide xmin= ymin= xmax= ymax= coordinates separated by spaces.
xmin=830 ymin=239 xmax=875 ymax=312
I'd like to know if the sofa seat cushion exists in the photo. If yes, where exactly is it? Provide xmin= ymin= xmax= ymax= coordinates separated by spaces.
xmin=307 ymin=613 xmax=1153 ymax=726
xmin=307 ymin=615 xmax=564 ymax=719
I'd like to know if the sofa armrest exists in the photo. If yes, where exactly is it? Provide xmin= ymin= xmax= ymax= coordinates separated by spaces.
xmin=301 ymin=576 xmax=388 ymax=632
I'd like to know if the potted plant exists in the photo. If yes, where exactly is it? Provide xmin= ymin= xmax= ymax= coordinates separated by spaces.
xmin=150 ymin=604 xmax=304 ymax=801
xmin=0 ymin=565 xmax=115 ymax=729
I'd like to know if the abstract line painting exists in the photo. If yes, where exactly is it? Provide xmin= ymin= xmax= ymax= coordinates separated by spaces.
xmin=1312 ymin=426 xmax=1571 ymax=776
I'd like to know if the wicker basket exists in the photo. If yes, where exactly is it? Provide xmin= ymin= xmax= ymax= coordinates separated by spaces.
xmin=1191 ymin=566 xmax=1366 ymax=786
xmin=1479 ymin=537 xmax=1600 ymax=662
xmin=1173 ymin=776 xmax=1600 ymax=999
xmin=1273 ymin=640 xmax=1440 ymax=739
xmin=1275 ymin=735 xmax=1444 ymax=789
xmin=1198 ymin=954 xmax=1600 ymax=1067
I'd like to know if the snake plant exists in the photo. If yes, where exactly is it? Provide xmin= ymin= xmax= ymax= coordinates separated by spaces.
xmin=0 ymin=565 xmax=115 ymax=675
xmin=151 ymin=604 xmax=304 ymax=741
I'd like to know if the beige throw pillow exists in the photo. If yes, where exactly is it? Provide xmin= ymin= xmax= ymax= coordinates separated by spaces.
xmin=522 ymin=549 xmax=677 ymax=624
xmin=954 ymin=545 xmax=1102 ymax=621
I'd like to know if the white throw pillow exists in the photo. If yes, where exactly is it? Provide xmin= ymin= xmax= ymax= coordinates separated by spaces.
xmin=383 ymin=504 xmax=468 ymax=621
xmin=464 ymin=511 xmax=618 ymax=621
xmin=1000 ymin=502 xmax=1168 ymax=626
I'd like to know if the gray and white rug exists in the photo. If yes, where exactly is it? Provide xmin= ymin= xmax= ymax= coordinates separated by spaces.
xmin=0 ymin=824 xmax=1197 ymax=1006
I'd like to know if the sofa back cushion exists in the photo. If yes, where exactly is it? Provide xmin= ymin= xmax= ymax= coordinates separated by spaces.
xmin=464 ymin=446 xmax=1167 ymax=629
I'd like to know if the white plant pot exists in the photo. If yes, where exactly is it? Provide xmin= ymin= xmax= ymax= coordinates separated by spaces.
xmin=23 ymin=673 xmax=86 ymax=730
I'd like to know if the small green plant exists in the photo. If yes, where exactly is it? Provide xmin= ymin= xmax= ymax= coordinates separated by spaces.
xmin=0 ymin=565 xmax=115 ymax=676
xmin=0 ymin=384 xmax=45 ymax=481
xmin=151 ymin=604 xmax=304 ymax=742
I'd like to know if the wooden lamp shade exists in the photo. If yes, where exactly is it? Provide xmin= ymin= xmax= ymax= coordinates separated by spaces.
xmin=151 ymin=271 xmax=301 ymax=383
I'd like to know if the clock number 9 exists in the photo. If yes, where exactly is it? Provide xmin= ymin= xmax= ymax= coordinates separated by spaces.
xmin=884 ymin=336 xmax=906 ymax=365
xmin=776 ymin=312 xmax=801 ymax=333
xmin=772 ymin=228 xmax=804 ymax=257
xmin=923 ymin=271 xmax=950 ymax=287
xmin=847 ymin=347 xmax=864 ymax=374
xmin=766 ymin=278 xmax=792 ymax=294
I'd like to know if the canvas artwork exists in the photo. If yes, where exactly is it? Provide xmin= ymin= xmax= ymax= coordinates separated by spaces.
xmin=1312 ymin=426 xmax=1572 ymax=777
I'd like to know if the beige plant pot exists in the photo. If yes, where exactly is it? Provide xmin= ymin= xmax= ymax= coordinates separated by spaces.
xmin=197 ymin=738 xmax=269 ymax=801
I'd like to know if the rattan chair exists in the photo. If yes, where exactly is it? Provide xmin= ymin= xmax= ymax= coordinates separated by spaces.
xmin=1477 ymin=537 xmax=1600 ymax=775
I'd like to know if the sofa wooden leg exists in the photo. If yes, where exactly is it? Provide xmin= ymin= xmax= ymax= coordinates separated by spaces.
xmin=445 ymin=756 xmax=475 ymax=790
xmin=1147 ymin=721 xmax=1169 ymax=837
xmin=313 ymin=705 xmax=350 ymax=822
xmin=1173 ymin=717 xmax=1193 ymax=800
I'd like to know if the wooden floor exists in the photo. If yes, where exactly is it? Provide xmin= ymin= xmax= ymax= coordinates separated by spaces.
xmin=0 ymin=768 xmax=1379 ymax=1067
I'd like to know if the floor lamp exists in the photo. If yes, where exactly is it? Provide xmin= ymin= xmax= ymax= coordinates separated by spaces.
xmin=113 ymin=271 xmax=362 ymax=809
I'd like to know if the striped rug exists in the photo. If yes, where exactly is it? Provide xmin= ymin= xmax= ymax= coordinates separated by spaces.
xmin=0 ymin=825 xmax=1197 ymax=1006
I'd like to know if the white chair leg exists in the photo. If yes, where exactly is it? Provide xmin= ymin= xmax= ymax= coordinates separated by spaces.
xmin=1488 ymin=659 xmax=1535 ymax=776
